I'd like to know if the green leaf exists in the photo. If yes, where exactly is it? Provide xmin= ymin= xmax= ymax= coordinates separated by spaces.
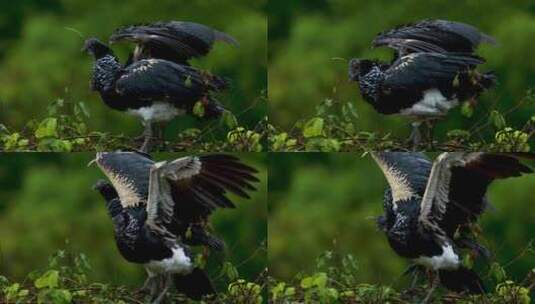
xmin=462 ymin=254 xmax=474 ymax=268
xmin=184 ymin=75 xmax=193 ymax=88
xmin=303 ymin=118 xmax=324 ymax=138
xmin=35 ymin=118 xmax=58 ymax=139
xmin=222 ymin=111 xmax=238 ymax=129
xmin=300 ymin=276 xmax=314 ymax=289
xmin=491 ymin=262 xmax=507 ymax=282
xmin=221 ymin=262 xmax=239 ymax=281
xmin=313 ymin=272 xmax=328 ymax=288
xmin=460 ymin=102 xmax=474 ymax=118
xmin=490 ymin=110 xmax=506 ymax=130
xmin=34 ymin=270 xmax=59 ymax=289
xmin=5 ymin=283 xmax=20 ymax=301
xmin=193 ymin=101 xmax=205 ymax=118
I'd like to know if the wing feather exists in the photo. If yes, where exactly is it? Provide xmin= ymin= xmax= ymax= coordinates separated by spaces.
xmin=145 ymin=154 xmax=259 ymax=236
xmin=419 ymin=153 xmax=533 ymax=237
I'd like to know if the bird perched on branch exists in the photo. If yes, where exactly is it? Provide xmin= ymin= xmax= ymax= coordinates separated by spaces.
xmin=348 ymin=20 xmax=497 ymax=148
xmin=83 ymin=21 xmax=238 ymax=152
xmin=371 ymin=152 xmax=533 ymax=303
xmin=92 ymin=152 xmax=259 ymax=303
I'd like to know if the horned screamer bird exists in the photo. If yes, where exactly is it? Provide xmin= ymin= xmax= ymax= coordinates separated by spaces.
xmin=371 ymin=152 xmax=533 ymax=303
xmin=109 ymin=21 xmax=239 ymax=66
xmin=92 ymin=152 xmax=259 ymax=303
xmin=83 ymin=38 xmax=230 ymax=152
xmin=348 ymin=20 xmax=497 ymax=147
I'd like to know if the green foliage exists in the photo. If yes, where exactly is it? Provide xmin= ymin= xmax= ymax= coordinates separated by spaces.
xmin=0 ymin=97 xmax=269 ymax=152
xmin=0 ymin=249 xmax=267 ymax=304
xmin=269 ymin=250 xmax=535 ymax=304
xmin=269 ymin=91 xmax=534 ymax=151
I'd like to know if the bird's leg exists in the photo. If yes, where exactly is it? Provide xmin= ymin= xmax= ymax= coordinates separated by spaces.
xmin=421 ymin=271 xmax=439 ymax=304
xmin=147 ymin=275 xmax=163 ymax=300
xmin=152 ymin=274 xmax=172 ymax=304
xmin=140 ymin=120 xmax=154 ymax=153
xmin=153 ymin=122 xmax=167 ymax=150
xmin=424 ymin=119 xmax=436 ymax=150
xmin=406 ymin=121 xmax=422 ymax=150
xmin=139 ymin=276 xmax=155 ymax=293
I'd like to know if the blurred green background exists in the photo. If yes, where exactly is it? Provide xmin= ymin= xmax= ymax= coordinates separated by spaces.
xmin=269 ymin=153 xmax=535 ymax=286
xmin=269 ymin=0 xmax=535 ymax=140
xmin=0 ymin=153 xmax=267 ymax=288
xmin=0 ymin=0 xmax=266 ymax=139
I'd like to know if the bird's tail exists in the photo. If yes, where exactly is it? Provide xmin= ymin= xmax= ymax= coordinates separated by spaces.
xmin=174 ymin=268 xmax=216 ymax=300
xmin=438 ymin=267 xmax=486 ymax=294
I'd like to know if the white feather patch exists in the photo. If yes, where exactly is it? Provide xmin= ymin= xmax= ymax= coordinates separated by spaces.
xmin=415 ymin=244 xmax=460 ymax=271
xmin=127 ymin=102 xmax=185 ymax=123
xmin=400 ymin=89 xmax=458 ymax=117
xmin=144 ymin=246 xmax=193 ymax=276
xmin=372 ymin=155 xmax=417 ymax=207
xmin=101 ymin=168 xmax=143 ymax=208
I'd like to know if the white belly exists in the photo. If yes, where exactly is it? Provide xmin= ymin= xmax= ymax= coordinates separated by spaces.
xmin=144 ymin=246 xmax=193 ymax=277
xmin=400 ymin=89 xmax=458 ymax=117
xmin=127 ymin=102 xmax=185 ymax=123
xmin=414 ymin=244 xmax=460 ymax=271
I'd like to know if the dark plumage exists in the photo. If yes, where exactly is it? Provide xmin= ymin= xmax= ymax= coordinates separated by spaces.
xmin=109 ymin=21 xmax=238 ymax=65
xmin=92 ymin=152 xmax=259 ymax=303
xmin=373 ymin=19 xmax=497 ymax=60
xmin=371 ymin=152 xmax=533 ymax=302
xmin=349 ymin=53 xmax=494 ymax=115
xmin=349 ymin=52 xmax=495 ymax=146
xmin=83 ymin=38 xmax=228 ymax=152
xmin=349 ymin=19 xmax=498 ymax=147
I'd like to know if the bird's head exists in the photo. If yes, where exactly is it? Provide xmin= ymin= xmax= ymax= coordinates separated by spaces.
xmin=91 ymin=152 xmax=154 ymax=205
xmin=349 ymin=58 xmax=380 ymax=81
xmin=92 ymin=179 xmax=118 ymax=202
xmin=82 ymin=38 xmax=113 ymax=59
xmin=376 ymin=215 xmax=389 ymax=232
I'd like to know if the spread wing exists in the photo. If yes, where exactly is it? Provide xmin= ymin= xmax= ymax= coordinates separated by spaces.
xmin=371 ymin=152 xmax=432 ymax=206
xmin=144 ymin=154 xmax=259 ymax=237
xmin=419 ymin=153 xmax=533 ymax=237
xmin=383 ymin=52 xmax=484 ymax=90
xmin=115 ymin=59 xmax=227 ymax=106
xmin=373 ymin=19 xmax=496 ymax=57
xmin=110 ymin=21 xmax=238 ymax=64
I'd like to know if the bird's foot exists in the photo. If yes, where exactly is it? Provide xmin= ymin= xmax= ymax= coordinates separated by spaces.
xmin=151 ymin=275 xmax=171 ymax=304
xmin=403 ymin=264 xmax=426 ymax=288
xmin=421 ymin=272 xmax=439 ymax=304
xmin=139 ymin=136 xmax=153 ymax=154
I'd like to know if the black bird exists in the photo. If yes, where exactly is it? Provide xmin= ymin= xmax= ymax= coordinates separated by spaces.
xmin=349 ymin=52 xmax=495 ymax=146
xmin=92 ymin=152 xmax=259 ymax=303
xmin=371 ymin=152 xmax=533 ymax=303
xmin=83 ymin=38 xmax=229 ymax=152
xmin=349 ymin=20 xmax=497 ymax=147
xmin=109 ymin=21 xmax=239 ymax=66
xmin=372 ymin=19 xmax=497 ymax=61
